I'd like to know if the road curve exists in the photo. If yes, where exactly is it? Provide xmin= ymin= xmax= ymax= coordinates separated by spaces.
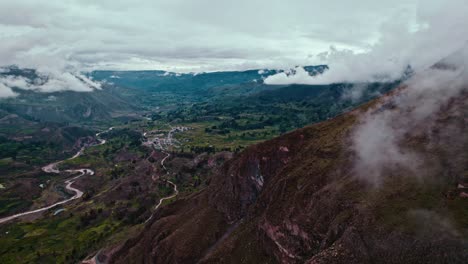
xmin=154 ymin=180 xmax=178 ymax=210
xmin=144 ymin=127 xmax=180 ymax=223
xmin=0 ymin=170 xmax=92 ymax=224
xmin=85 ymin=126 xmax=182 ymax=262
xmin=0 ymin=128 xmax=112 ymax=225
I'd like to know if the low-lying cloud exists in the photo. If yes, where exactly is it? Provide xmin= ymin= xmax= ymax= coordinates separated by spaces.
xmin=0 ymin=1 xmax=427 ymax=97
xmin=261 ymin=0 xmax=468 ymax=188
xmin=408 ymin=209 xmax=461 ymax=239
xmin=352 ymin=46 xmax=468 ymax=185
xmin=0 ymin=70 xmax=102 ymax=98
xmin=265 ymin=0 xmax=468 ymax=85
xmin=0 ymin=83 xmax=18 ymax=98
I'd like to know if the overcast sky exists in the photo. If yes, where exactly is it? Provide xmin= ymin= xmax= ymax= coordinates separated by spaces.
xmin=0 ymin=0 xmax=466 ymax=83
xmin=0 ymin=0 xmax=436 ymax=73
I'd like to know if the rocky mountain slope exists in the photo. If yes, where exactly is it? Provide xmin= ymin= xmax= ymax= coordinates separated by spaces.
xmin=107 ymin=66 xmax=468 ymax=263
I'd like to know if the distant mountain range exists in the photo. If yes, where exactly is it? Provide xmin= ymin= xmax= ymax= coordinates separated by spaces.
xmin=0 ymin=65 xmax=330 ymax=123
xmin=1 ymin=64 xmax=407 ymax=128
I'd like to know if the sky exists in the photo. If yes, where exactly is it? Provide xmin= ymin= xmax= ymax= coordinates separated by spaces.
xmin=264 ymin=0 xmax=468 ymax=84
xmin=0 ymin=0 xmax=467 ymax=94
xmin=0 ymin=0 xmax=426 ymax=73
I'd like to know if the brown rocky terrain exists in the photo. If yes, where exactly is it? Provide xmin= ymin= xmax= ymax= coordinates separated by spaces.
xmin=105 ymin=71 xmax=468 ymax=263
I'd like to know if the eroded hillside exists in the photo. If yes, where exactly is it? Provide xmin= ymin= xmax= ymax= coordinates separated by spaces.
xmin=108 ymin=69 xmax=468 ymax=263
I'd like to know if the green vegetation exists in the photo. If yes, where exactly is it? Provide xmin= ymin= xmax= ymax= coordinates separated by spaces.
xmin=0 ymin=67 xmax=405 ymax=261
xmin=0 ymin=128 xmax=166 ymax=263
xmin=60 ymin=128 xmax=144 ymax=170
xmin=0 ymin=137 xmax=62 ymax=166
xmin=139 ymin=82 xmax=399 ymax=151
xmin=0 ymin=198 xmax=32 ymax=216
xmin=0 ymin=123 xmax=97 ymax=216
xmin=0 ymin=211 xmax=121 ymax=263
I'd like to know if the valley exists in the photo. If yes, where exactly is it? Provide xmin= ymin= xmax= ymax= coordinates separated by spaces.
xmin=0 ymin=127 xmax=112 ymax=224
xmin=0 ymin=123 xmax=197 ymax=263
xmin=2 ymin=1 xmax=468 ymax=263
xmin=0 ymin=66 xmax=466 ymax=263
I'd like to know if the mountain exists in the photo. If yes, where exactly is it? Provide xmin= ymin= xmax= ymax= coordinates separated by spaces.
xmin=91 ymin=65 xmax=329 ymax=94
xmin=90 ymin=66 xmax=329 ymax=102
xmin=93 ymin=65 xmax=397 ymax=139
xmin=0 ymin=66 xmax=330 ymax=124
xmin=107 ymin=71 xmax=468 ymax=263
xmin=1 ymin=62 xmax=465 ymax=263
xmin=0 ymin=67 xmax=138 ymax=124
xmin=1 ymin=65 xmax=392 ymax=130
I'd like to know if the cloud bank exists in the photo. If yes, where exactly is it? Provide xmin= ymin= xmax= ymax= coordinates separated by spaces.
xmin=0 ymin=70 xmax=102 ymax=98
xmin=0 ymin=0 xmax=432 ymax=97
xmin=352 ymin=45 xmax=468 ymax=185
xmin=1 ymin=1 xmax=466 ymax=97
xmin=265 ymin=0 xmax=468 ymax=85
xmin=0 ymin=0 xmax=421 ymax=73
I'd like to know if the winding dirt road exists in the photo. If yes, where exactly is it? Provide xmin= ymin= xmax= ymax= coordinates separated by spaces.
xmin=85 ymin=126 xmax=186 ymax=263
xmin=0 ymin=127 xmax=113 ymax=225
xmin=144 ymin=127 xmax=182 ymax=223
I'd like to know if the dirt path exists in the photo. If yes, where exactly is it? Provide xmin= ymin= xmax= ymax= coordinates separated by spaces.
xmin=144 ymin=126 xmax=182 ymax=223
xmin=85 ymin=126 xmax=186 ymax=262
xmin=0 ymin=128 xmax=113 ymax=225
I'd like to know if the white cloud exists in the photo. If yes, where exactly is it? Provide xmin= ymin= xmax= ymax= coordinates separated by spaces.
xmin=265 ymin=0 xmax=468 ymax=85
xmin=0 ymin=0 xmax=422 ymax=73
xmin=352 ymin=46 xmax=468 ymax=185
xmin=341 ymin=83 xmax=375 ymax=102
xmin=0 ymin=83 xmax=17 ymax=98
xmin=1 ymin=75 xmax=30 ymax=89
xmin=0 ymin=70 xmax=101 ymax=96
xmin=0 ymin=1 xmax=465 ymax=96
xmin=264 ymin=67 xmax=315 ymax=85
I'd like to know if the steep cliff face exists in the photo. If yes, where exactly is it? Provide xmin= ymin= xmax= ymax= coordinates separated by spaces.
xmin=110 ymin=84 xmax=468 ymax=263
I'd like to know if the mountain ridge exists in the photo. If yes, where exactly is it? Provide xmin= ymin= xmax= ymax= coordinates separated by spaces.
xmin=107 ymin=78 xmax=468 ymax=263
